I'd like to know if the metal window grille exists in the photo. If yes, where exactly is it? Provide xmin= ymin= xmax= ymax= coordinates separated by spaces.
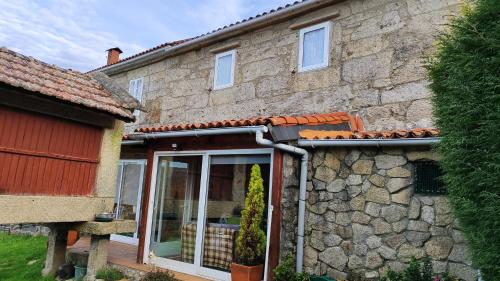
xmin=414 ymin=161 xmax=447 ymax=195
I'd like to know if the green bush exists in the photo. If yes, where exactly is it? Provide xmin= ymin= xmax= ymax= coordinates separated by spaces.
xmin=140 ymin=269 xmax=178 ymax=281
xmin=379 ymin=257 xmax=460 ymax=281
xmin=235 ymin=164 xmax=267 ymax=266
xmin=426 ymin=0 xmax=500 ymax=279
xmin=95 ymin=266 xmax=124 ymax=281
xmin=274 ymin=256 xmax=310 ymax=281
xmin=380 ymin=257 xmax=433 ymax=281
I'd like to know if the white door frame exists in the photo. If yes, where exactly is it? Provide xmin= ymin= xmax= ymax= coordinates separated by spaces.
xmin=111 ymin=159 xmax=147 ymax=245
xmin=143 ymin=148 xmax=274 ymax=281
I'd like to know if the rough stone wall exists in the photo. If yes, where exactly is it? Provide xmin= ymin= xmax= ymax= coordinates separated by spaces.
xmin=281 ymin=147 xmax=476 ymax=281
xmin=110 ymin=0 xmax=462 ymax=133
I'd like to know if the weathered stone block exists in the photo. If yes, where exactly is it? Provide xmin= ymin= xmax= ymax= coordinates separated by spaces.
xmin=391 ymin=187 xmax=412 ymax=205
xmin=366 ymin=235 xmax=382 ymax=249
xmin=342 ymin=51 xmax=392 ymax=83
xmin=407 ymin=220 xmax=429 ymax=232
xmin=408 ymin=198 xmax=421 ymax=219
xmin=381 ymin=205 xmax=407 ymax=223
xmin=327 ymin=179 xmax=346 ymax=193
xmin=353 ymin=223 xmax=374 ymax=243
xmin=425 ymin=237 xmax=454 ymax=260
xmin=421 ymin=205 xmax=435 ymax=224
xmin=352 ymin=159 xmax=374 ymax=175
xmin=352 ymin=211 xmax=371 ymax=224
xmin=375 ymin=155 xmax=407 ymax=169
xmin=366 ymin=187 xmax=390 ymax=204
xmin=387 ymin=178 xmax=411 ymax=193
xmin=365 ymin=202 xmax=382 ymax=217
xmin=315 ymin=165 xmax=337 ymax=182
xmin=387 ymin=167 xmax=411 ymax=178
xmin=365 ymin=251 xmax=383 ymax=269
xmin=319 ymin=247 xmax=348 ymax=271
xmin=371 ymin=218 xmax=391 ymax=234
xmin=378 ymin=245 xmax=397 ymax=260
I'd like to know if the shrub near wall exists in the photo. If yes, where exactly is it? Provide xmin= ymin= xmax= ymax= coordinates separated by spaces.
xmin=280 ymin=148 xmax=477 ymax=280
xmin=427 ymin=0 xmax=500 ymax=280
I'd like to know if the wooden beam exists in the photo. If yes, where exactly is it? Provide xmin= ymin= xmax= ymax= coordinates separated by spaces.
xmin=0 ymin=83 xmax=116 ymax=128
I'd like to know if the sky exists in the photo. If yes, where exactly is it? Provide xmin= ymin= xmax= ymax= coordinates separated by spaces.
xmin=0 ymin=0 xmax=292 ymax=72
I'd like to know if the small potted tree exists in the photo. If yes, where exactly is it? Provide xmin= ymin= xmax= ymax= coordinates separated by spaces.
xmin=231 ymin=164 xmax=267 ymax=281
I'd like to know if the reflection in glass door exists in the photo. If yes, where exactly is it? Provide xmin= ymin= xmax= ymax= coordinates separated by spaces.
xmin=149 ymin=156 xmax=202 ymax=263
xmin=112 ymin=160 xmax=146 ymax=245
xmin=202 ymin=155 xmax=270 ymax=272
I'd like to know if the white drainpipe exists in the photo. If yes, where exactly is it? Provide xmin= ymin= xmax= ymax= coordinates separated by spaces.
xmin=126 ymin=126 xmax=310 ymax=272
xmin=255 ymin=130 xmax=309 ymax=273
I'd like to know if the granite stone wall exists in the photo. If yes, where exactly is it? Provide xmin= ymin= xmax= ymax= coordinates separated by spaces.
xmin=280 ymin=147 xmax=476 ymax=281
xmin=110 ymin=0 xmax=462 ymax=133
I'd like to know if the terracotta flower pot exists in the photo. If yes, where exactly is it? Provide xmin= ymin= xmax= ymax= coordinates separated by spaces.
xmin=231 ymin=262 xmax=264 ymax=281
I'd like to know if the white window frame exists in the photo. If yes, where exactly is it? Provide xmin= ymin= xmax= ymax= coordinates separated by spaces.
xmin=298 ymin=21 xmax=330 ymax=72
xmin=213 ymin=49 xmax=236 ymax=90
xmin=129 ymin=77 xmax=144 ymax=116
xmin=143 ymin=148 xmax=274 ymax=281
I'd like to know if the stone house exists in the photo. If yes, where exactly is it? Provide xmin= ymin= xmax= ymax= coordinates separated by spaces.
xmin=92 ymin=0 xmax=476 ymax=280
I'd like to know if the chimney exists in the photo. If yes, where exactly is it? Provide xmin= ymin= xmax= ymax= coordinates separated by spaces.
xmin=106 ymin=47 xmax=122 ymax=65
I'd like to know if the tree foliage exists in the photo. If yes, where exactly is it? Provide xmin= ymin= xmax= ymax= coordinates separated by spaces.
xmin=426 ymin=0 xmax=500 ymax=279
xmin=235 ymin=164 xmax=267 ymax=265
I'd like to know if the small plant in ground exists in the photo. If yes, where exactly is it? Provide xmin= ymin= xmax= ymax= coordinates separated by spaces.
xmin=379 ymin=257 xmax=460 ymax=281
xmin=140 ymin=269 xmax=178 ymax=281
xmin=95 ymin=266 xmax=124 ymax=281
xmin=235 ymin=164 xmax=267 ymax=266
xmin=273 ymin=255 xmax=310 ymax=281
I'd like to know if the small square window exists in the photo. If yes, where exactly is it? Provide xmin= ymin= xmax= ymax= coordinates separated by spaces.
xmin=129 ymin=78 xmax=143 ymax=116
xmin=414 ymin=161 xmax=446 ymax=195
xmin=214 ymin=49 xmax=236 ymax=90
xmin=298 ymin=22 xmax=330 ymax=72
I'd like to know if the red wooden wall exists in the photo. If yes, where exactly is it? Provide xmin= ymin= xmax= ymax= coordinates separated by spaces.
xmin=0 ymin=105 xmax=103 ymax=196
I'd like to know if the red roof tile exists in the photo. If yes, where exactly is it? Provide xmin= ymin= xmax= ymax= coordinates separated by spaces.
xmin=299 ymin=128 xmax=440 ymax=140
xmin=0 ymin=47 xmax=139 ymax=120
xmin=134 ymin=112 xmax=353 ymax=133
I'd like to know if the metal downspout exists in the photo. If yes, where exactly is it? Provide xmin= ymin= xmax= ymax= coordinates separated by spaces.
xmin=255 ymin=130 xmax=308 ymax=273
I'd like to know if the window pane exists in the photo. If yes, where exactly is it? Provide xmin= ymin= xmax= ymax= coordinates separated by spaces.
xmin=302 ymin=27 xmax=325 ymax=68
xmin=216 ymin=54 xmax=233 ymax=86
xmin=202 ymin=155 xmax=270 ymax=272
xmin=149 ymin=156 xmax=202 ymax=264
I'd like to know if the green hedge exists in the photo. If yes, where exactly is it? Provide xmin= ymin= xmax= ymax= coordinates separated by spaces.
xmin=427 ymin=0 xmax=500 ymax=280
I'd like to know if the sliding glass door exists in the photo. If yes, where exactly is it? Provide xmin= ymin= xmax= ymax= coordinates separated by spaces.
xmin=146 ymin=150 xmax=273 ymax=281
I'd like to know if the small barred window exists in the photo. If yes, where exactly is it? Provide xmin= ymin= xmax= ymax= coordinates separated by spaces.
xmin=413 ymin=161 xmax=446 ymax=195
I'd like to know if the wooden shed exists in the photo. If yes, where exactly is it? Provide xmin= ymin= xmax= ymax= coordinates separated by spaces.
xmin=0 ymin=47 xmax=140 ymax=277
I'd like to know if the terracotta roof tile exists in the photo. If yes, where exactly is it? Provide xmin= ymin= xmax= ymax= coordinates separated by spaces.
xmin=133 ymin=112 xmax=353 ymax=133
xmin=299 ymin=128 xmax=440 ymax=140
xmin=0 ymin=47 xmax=138 ymax=120
xmin=90 ymin=1 xmax=310 ymax=72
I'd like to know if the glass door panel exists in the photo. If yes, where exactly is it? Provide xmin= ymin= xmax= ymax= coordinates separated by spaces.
xmin=202 ymin=155 xmax=271 ymax=272
xmin=113 ymin=160 xmax=146 ymax=244
xmin=150 ymin=156 xmax=202 ymax=264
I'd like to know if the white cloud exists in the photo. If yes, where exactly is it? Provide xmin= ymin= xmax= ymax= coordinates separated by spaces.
xmin=0 ymin=0 xmax=144 ymax=71
xmin=0 ymin=0 xmax=296 ymax=71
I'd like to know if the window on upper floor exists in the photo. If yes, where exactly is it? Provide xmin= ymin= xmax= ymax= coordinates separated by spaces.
xmin=298 ymin=22 xmax=330 ymax=72
xmin=214 ymin=49 xmax=236 ymax=90
xmin=129 ymin=78 xmax=144 ymax=116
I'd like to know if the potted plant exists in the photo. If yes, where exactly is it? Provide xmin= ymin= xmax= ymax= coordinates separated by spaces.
xmin=231 ymin=164 xmax=267 ymax=281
